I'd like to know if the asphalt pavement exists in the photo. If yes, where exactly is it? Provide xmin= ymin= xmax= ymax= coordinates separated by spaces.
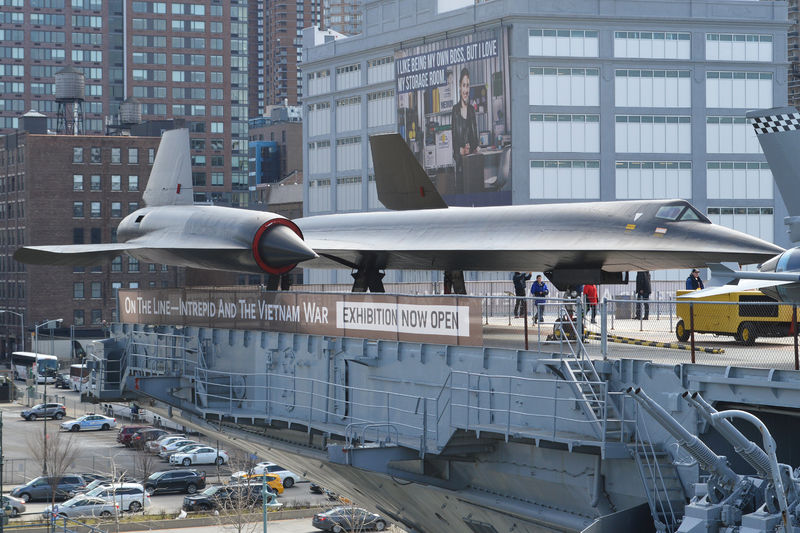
xmin=0 ymin=394 xmax=330 ymax=522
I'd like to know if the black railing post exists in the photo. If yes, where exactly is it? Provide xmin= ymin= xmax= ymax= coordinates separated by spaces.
xmin=794 ymin=305 xmax=798 ymax=371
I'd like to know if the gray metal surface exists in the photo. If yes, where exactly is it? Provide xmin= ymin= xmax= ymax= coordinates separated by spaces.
xmin=86 ymin=316 xmax=800 ymax=533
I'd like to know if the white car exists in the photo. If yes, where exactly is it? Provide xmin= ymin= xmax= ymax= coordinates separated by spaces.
xmin=147 ymin=434 xmax=185 ymax=454
xmin=158 ymin=439 xmax=197 ymax=459
xmin=60 ymin=414 xmax=117 ymax=432
xmin=170 ymin=447 xmax=229 ymax=466
xmin=86 ymin=483 xmax=150 ymax=512
xmin=232 ymin=462 xmax=303 ymax=488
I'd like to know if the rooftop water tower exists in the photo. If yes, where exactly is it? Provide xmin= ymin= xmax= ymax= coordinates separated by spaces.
xmin=55 ymin=66 xmax=85 ymax=135
xmin=119 ymin=97 xmax=142 ymax=126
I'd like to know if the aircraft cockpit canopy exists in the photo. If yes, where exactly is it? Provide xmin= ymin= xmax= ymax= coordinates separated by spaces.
xmin=655 ymin=203 xmax=710 ymax=224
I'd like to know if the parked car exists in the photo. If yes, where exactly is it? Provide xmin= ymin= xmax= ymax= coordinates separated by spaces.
xmin=54 ymin=374 xmax=71 ymax=389
xmin=2 ymin=495 xmax=25 ymax=517
xmin=146 ymin=434 xmax=185 ymax=454
xmin=233 ymin=462 xmax=303 ymax=488
xmin=163 ymin=443 xmax=205 ymax=461
xmin=182 ymin=483 xmax=268 ymax=512
xmin=21 ymin=403 xmax=66 ymax=421
xmin=69 ymin=476 xmax=135 ymax=498
xmin=61 ymin=414 xmax=116 ymax=432
xmin=85 ymin=482 xmax=150 ymax=512
xmin=43 ymin=496 xmax=117 ymax=519
xmin=309 ymin=483 xmax=325 ymax=494
xmin=170 ymin=447 xmax=229 ymax=466
xmin=76 ymin=473 xmax=109 ymax=483
xmin=229 ymin=472 xmax=284 ymax=495
xmin=10 ymin=475 xmax=87 ymax=502
xmin=312 ymin=507 xmax=388 ymax=532
xmin=117 ymin=425 xmax=151 ymax=446
xmin=144 ymin=469 xmax=206 ymax=495
xmin=130 ymin=428 xmax=168 ymax=449
xmin=158 ymin=439 xmax=198 ymax=459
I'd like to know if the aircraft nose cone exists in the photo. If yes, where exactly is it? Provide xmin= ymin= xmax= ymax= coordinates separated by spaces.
xmin=258 ymin=224 xmax=318 ymax=270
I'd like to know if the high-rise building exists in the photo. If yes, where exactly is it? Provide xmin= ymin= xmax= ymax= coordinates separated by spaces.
xmin=0 ymin=0 xmax=250 ymax=207
xmin=253 ymin=0 xmax=324 ymax=112
xmin=324 ymin=0 xmax=362 ymax=35
xmin=789 ymin=0 xmax=800 ymax=106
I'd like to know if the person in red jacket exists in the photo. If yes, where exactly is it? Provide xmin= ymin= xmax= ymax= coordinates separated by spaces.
xmin=583 ymin=284 xmax=598 ymax=324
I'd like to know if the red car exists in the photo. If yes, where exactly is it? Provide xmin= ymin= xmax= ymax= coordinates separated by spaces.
xmin=117 ymin=425 xmax=152 ymax=446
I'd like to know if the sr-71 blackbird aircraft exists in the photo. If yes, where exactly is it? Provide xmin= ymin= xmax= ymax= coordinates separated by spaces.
xmin=681 ymin=106 xmax=800 ymax=303
xmin=14 ymin=129 xmax=783 ymax=292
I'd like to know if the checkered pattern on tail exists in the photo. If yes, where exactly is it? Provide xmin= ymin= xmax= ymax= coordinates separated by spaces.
xmin=750 ymin=113 xmax=800 ymax=135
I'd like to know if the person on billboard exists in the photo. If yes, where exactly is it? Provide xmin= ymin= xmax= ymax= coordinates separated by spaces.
xmin=451 ymin=67 xmax=478 ymax=190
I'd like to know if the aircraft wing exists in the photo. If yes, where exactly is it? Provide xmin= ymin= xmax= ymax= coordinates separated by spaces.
xmin=14 ymin=242 xmax=247 ymax=266
xmin=679 ymin=279 xmax=795 ymax=299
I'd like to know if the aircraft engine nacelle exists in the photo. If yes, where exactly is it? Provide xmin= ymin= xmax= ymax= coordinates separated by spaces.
xmin=117 ymin=207 xmax=317 ymax=275
xmin=758 ymin=248 xmax=800 ymax=302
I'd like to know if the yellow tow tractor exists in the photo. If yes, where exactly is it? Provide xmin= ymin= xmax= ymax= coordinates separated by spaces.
xmin=676 ymin=289 xmax=795 ymax=345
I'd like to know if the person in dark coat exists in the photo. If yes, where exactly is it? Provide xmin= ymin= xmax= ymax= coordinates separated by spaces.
xmin=686 ymin=268 xmax=704 ymax=290
xmin=531 ymin=275 xmax=549 ymax=323
xmin=512 ymin=272 xmax=532 ymax=318
xmin=451 ymin=67 xmax=478 ymax=192
xmin=635 ymin=271 xmax=651 ymax=320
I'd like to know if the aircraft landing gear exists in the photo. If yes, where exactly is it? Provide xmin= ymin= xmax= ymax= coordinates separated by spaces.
xmin=351 ymin=266 xmax=386 ymax=292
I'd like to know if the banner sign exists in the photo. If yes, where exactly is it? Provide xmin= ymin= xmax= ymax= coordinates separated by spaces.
xmin=119 ymin=289 xmax=483 ymax=346
xmin=396 ymin=39 xmax=498 ymax=95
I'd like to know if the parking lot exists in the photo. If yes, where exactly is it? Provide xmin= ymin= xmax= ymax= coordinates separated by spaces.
xmin=1 ymin=389 xmax=330 ymax=521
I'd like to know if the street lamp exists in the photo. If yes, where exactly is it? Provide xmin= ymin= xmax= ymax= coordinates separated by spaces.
xmin=0 ymin=310 xmax=24 ymax=353
xmin=34 ymin=318 xmax=62 ymax=477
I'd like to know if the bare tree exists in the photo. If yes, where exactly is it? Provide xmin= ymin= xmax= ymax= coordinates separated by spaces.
xmin=27 ymin=430 xmax=80 ymax=531
xmin=212 ymin=456 xmax=281 ymax=533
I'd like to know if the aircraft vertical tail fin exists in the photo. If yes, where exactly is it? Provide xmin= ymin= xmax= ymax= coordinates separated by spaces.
xmin=142 ymin=128 xmax=194 ymax=207
xmin=369 ymin=133 xmax=448 ymax=210
xmin=748 ymin=107 xmax=800 ymax=242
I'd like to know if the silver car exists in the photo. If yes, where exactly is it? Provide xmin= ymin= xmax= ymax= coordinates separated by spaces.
xmin=2 ymin=495 xmax=25 ymax=518
xmin=43 ymin=496 xmax=118 ymax=519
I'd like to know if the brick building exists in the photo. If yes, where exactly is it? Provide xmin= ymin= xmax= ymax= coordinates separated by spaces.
xmin=0 ymin=123 xmax=184 ymax=354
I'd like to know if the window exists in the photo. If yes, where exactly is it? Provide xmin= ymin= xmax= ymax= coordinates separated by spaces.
xmin=707 ymin=162 xmax=773 ymax=199
xmin=707 ymin=206 xmax=774 ymax=243
xmin=615 ymin=161 xmax=692 ymax=199
xmin=90 ymin=147 xmax=101 ymax=164
xmin=529 ymin=114 xmax=600 ymax=153
xmin=91 ymin=309 xmax=102 ymax=325
xmin=529 ymin=29 xmax=599 ymax=57
xmin=111 ymin=256 xmax=122 ymax=272
xmin=90 ymin=175 xmax=101 ymax=191
xmin=91 ymin=281 xmax=101 ymax=299
xmin=90 ymin=202 xmax=101 ymax=217
xmin=73 ymin=201 xmax=84 ymax=217
xmin=128 ymin=175 xmax=139 ymax=191
xmin=367 ymin=55 xmax=394 ymax=84
xmin=111 ymin=147 xmax=121 ymax=164
xmin=613 ymin=31 xmax=691 ymax=59
xmin=128 ymin=257 xmax=139 ymax=272
xmin=529 ymin=160 xmax=600 ymax=199
xmin=73 ymin=147 xmax=83 ymax=163
xmin=615 ymin=115 xmax=691 ymax=153
xmin=128 ymin=148 xmax=138 ymax=164
xmin=529 ymin=67 xmax=600 ymax=106
xmin=73 ymin=175 xmax=84 ymax=191
xmin=73 ymin=310 xmax=85 ymax=326
xmin=73 ymin=228 xmax=84 ymax=244
xmin=706 ymin=33 xmax=772 ymax=62
xmin=706 ymin=116 xmax=762 ymax=154
xmin=706 ymin=72 xmax=772 ymax=109
xmin=111 ymin=175 xmax=121 ymax=191
xmin=110 ymin=202 xmax=121 ymax=217
xmin=128 ymin=202 xmax=139 ymax=214
xmin=90 ymin=227 xmax=101 ymax=243
xmin=614 ymin=69 xmax=691 ymax=108
xmin=73 ymin=282 xmax=84 ymax=299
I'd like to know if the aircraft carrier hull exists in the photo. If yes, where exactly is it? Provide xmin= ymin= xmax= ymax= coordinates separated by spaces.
xmin=94 ymin=323 xmax=800 ymax=533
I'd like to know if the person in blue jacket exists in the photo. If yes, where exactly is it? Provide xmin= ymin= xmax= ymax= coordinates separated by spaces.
xmin=686 ymin=268 xmax=704 ymax=290
xmin=530 ymin=274 xmax=549 ymax=323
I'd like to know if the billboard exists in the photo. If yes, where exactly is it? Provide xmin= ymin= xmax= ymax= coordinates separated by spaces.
xmin=395 ymin=27 xmax=511 ymax=205
xmin=119 ymin=289 xmax=483 ymax=346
